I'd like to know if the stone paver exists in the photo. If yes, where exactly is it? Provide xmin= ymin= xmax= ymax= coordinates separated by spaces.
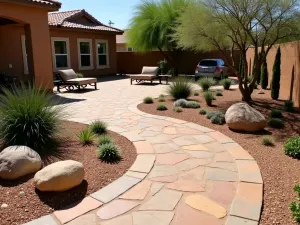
xmin=66 ymin=214 xmax=101 ymax=225
xmin=125 ymin=171 xmax=147 ymax=179
xmin=23 ymin=215 xmax=58 ymax=225
xmin=120 ymin=180 xmax=152 ymax=200
xmin=236 ymin=160 xmax=262 ymax=183
xmin=206 ymin=181 xmax=237 ymax=206
xmin=205 ymin=168 xmax=238 ymax=182
xmin=133 ymin=141 xmax=154 ymax=154
xmin=156 ymin=153 xmax=189 ymax=165
xmin=225 ymin=216 xmax=258 ymax=225
xmin=101 ymin=215 xmax=133 ymax=225
xmin=129 ymin=154 xmax=155 ymax=173
xmin=175 ymin=158 xmax=212 ymax=171
xmin=153 ymin=143 xmax=180 ymax=154
xmin=182 ymin=144 xmax=209 ymax=151
xmin=151 ymin=182 xmax=165 ymax=195
xmin=133 ymin=211 xmax=174 ymax=225
xmin=166 ymin=179 xmax=205 ymax=192
xmin=186 ymin=150 xmax=214 ymax=159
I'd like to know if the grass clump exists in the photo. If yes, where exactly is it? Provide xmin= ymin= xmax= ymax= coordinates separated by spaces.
xmin=78 ymin=129 xmax=95 ymax=145
xmin=168 ymin=77 xmax=192 ymax=100
xmin=194 ymin=92 xmax=200 ymax=96
xmin=284 ymin=100 xmax=294 ymax=112
xmin=174 ymin=99 xmax=188 ymax=108
xmin=96 ymin=143 xmax=121 ymax=163
xmin=90 ymin=120 xmax=107 ymax=135
xmin=97 ymin=135 xmax=113 ymax=146
xmin=289 ymin=185 xmax=300 ymax=223
xmin=143 ymin=97 xmax=154 ymax=104
xmin=173 ymin=107 xmax=183 ymax=113
xmin=157 ymin=105 xmax=168 ymax=111
xmin=210 ymin=111 xmax=225 ymax=125
xmin=284 ymin=136 xmax=300 ymax=158
xmin=219 ymin=78 xmax=232 ymax=90
xmin=216 ymin=91 xmax=223 ymax=96
xmin=159 ymin=94 xmax=165 ymax=98
xmin=0 ymin=84 xmax=63 ymax=155
xmin=198 ymin=77 xmax=216 ymax=91
xmin=270 ymin=109 xmax=283 ymax=118
xmin=268 ymin=118 xmax=284 ymax=129
xmin=185 ymin=101 xmax=200 ymax=109
xmin=199 ymin=109 xmax=207 ymax=115
xmin=203 ymin=91 xmax=214 ymax=106
xmin=262 ymin=136 xmax=275 ymax=146
xmin=158 ymin=97 xmax=166 ymax=102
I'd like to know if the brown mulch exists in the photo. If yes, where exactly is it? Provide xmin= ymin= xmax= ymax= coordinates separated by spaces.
xmin=0 ymin=121 xmax=136 ymax=225
xmin=138 ymin=88 xmax=300 ymax=225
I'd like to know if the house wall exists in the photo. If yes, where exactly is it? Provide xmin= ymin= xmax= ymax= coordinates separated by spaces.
xmin=246 ymin=41 xmax=300 ymax=107
xmin=117 ymin=43 xmax=128 ymax=52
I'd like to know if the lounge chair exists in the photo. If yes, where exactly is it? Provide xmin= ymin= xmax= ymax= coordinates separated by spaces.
xmin=130 ymin=67 xmax=161 ymax=85
xmin=56 ymin=69 xmax=97 ymax=92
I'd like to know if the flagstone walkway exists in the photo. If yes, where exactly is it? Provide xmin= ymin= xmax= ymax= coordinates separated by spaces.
xmin=25 ymin=77 xmax=262 ymax=225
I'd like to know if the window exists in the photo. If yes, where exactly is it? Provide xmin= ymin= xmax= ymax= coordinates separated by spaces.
xmin=127 ymin=47 xmax=133 ymax=52
xmin=78 ymin=39 xmax=93 ymax=70
xmin=96 ymin=40 xmax=109 ymax=68
xmin=21 ymin=35 xmax=29 ymax=74
xmin=51 ymin=38 xmax=70 ymax=70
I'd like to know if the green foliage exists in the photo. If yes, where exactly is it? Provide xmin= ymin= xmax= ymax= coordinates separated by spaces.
xmin=271 ymin=47 xmax=281 ymax=100
xmin=0 ymin=84 xmax=63 ymax=155
xmin=199 ymin=109 xmax=207 ymax=115
xmin=173 ymin=106 xmax=183 ymax=113
xmin=168 ymin=77 xmax=193 ymax=100
xmin=198 ymin=77 xmax=216 ymax=91
xmin=270 ymin=109 xmax=283 ymax=118
xmin=262 ymin=136 xmax=275 ymax=146
xmin=194 ymin=92 xmax=200 ymax=96
xmin=260 ymin=59 xmax=268 ymax=89
xmin=203 ymin=91 xmax=214 ymax=106
xmin=219 ymin=78 xmax=232 ymax=90
xmin=90 ymin=120 xmax=107 ymax=135
xmin=268 ymin=118 xmax=284 ymax=129
xmin=158 ymin=97 xmax=166 ymax=102
xmin=157 ymin=104 xmax=168 ymax=111
xmin=158 ymin=59 xmax=167 ymax=74
xmin=284 ymin=100 xmax=295 ymax=112
xmin=284 ymin=136 xmax=300 ymax=158
xmin=143 ymin=97 xmax=154 ymax=104
xmin=76 ymin=73 xmax=84 ymax=78
xmin=174 ymin=98 xmax=188 ymax=107
xmin=247 ymin=76 xmax=253 ymax=83
xmin=206 ymin=111 xmax=216 ymax=119
xmin=206 ymin=111 xmax=225 ymax=124
xmin=78 ymin=129 xmax=95 ymax=146
xmin=289 ymin=185 xmax=300 ymax=223
xmin=159 ymin=94 xmax=165 ymax=98
xmin=263 ymin=103 xmax=271 ymax=109
xmin=185 ymin=101 xmax=200 ymax=109
xmin=97 ymin=135 xmax=113 ymax=146
xmin=216 ymin=91 xmax=223 ymax=96
xmin=96 ymin=143 xmax=121 ymax=163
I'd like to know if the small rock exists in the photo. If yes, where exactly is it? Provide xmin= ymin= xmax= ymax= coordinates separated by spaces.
xmin=25 ymin=209 xmax=28 ymax=212
xmin=19 ymin=191 xmax=25 ymax=196
xmin=1 ymin=204 xmax=8 ymax=208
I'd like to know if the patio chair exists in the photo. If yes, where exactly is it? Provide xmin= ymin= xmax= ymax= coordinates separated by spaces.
xmin=56 ymin=69 xmax=97 ymax=92
xmin=130 ymin=66 xmax=161 ymax=85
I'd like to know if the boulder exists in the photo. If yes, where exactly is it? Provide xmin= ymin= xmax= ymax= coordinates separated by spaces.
xmin=0 ymin=146 xmax=42 ymax=180
xmin=225 ymin=102 xmax=267 ymax=132
xmin=34 ymin=160 xmax=84 ymax=192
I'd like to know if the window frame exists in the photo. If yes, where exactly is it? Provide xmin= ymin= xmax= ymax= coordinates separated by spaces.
xmin=127 ymin=47 xmax=134 ymax=52
xmin=77 ymin=38 xmax=93 ymax=70
xmin=21 ymin=35 xmax=29 ymax=75
xmin=51 ymin=37 xmax=71 ymax=71
xmin=95 ymin=39 xmax=109 ymax=69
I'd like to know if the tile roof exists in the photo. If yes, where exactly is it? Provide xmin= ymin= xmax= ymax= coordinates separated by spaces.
xmin=48 ymin=9 xmax=123 ymax=34
xmin=27 ymin=0 xmax=61 ymax=6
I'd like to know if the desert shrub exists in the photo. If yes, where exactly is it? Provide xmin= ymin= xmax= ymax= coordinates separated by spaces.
xmin=76 ymin=73 xmax=84 ymax=78
xmin=0 ymin=84 xmax=63 ymax=155
xmin=219 ymin=78 xmax=232 ymax=90
xmin=194 ymin=92 xmax=200 ymax=96
xmin=198 ymin=77 xmax=216 ymax=91
xmin=262 ymin=136 xmax=275 ymax=146
xmin=199 ymin=109 xmax=207 ymax=115
xmin=168 ymin=77 xmax=192 ymax=100
xmin=185 ymin=101 xmax=200 ymax=109
xmin=158 ymin=97 xmax=166 ymax=102
xmin=174 ymin=99 xmax=188 ymax=107
xmin=284 ymin=136 xmax=300 ymax=158
xmin=173 ymin=107 xmax=183 ymax=113
xmin=78 ymin=129 xmax=95 ymax=145
xmin=271 ymin=47 xmax=281 ymax=100
xmin=284 ymin=100 xmax=295 ymax=112
xmin=143 ymin=97 xmax=154 ymax=104
xmin=97 ymin=135 xmax=113 ymax=146
xmin=270 ymin=109 xmax=283 ymax=118
xmin=159 ymin=94 xmax=165 ymax=98
xmin=289 ymin=185 xmax=300 ymax=223
xmin=203 ymin=91 xmax=214 ymax=106
xmin=268 ymin=118 xmax=284 ymax=129
xmin=210 ymin=111 xmax=225 ymax=125
xmin=90 ymin=120 xmax=107 ymax=135
xmin=216 ymin=91 xmax=223 ymax=96
xmin=157 ymin=104 xmax=168 ymax=111
xmin=96 ymin=143 xmax=121 ymax=163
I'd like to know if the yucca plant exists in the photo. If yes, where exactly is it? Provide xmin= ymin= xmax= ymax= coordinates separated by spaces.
xmin=78 ymin=129 xmax=95 ymax=145
xmin=0 ymin=84 xmax=63 ymax=155
xmin=167 ymin=77 xmax=193 ymax=100
xmin=203 ymin=91 xmax=214 ymax=106
xmin=96 ymin=143 xmax=121 ymax=163
xmin=90 ymin=120 xmax=107 ymax=135
xmin=198 ymin=77 xmax=216 ymax=91
xmin=219 ymin=78 xmax=232 ymax=90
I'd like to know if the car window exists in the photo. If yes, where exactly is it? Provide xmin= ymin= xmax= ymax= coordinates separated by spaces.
xmin=199 ymin=60 xmax=217 ymax=66
xmin=219 ymin=60 xmax=225 ymax=66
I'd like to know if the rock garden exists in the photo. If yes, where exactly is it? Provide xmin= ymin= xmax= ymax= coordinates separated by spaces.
xmin=0 ymin=86 xmax=136 ymax=225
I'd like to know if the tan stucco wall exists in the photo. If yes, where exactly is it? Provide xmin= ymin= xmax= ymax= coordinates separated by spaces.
xmin=117 ymin=43 xmax=128 ymax=52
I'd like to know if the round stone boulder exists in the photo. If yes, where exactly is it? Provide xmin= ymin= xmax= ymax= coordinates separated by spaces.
xmin=225 ymin=102 xmax=267 ymax=132
xmin=0 ymin=146 xmax=42 ymax=180
xmin=34 ymin=160 xmax=84 ymax=192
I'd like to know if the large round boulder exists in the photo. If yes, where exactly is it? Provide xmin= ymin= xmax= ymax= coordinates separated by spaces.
xmin=0 ymin=146 xmax=42 ymax=180
xmin=225 ymin=102 xmax=267 ymax=132
xmin=34 ymin=160 xmax=84 ymax=192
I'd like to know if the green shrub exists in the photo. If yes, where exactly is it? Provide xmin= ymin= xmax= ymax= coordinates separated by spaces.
xmin=284 ymin=136 xmax=300 ymax=158
xmin=206 ymin=111 xmax=216 ymax=119
xmin=289 ymin=185 xmax=300 ymax=223
xmin=199 ymin=109 xmax=207 ymax=115
xmin=168 ymin=77 xmax=192 ymax=100
xmin=271 ymin=47 xmax=281 ymax=100
xmin=247 ymin=75 xmax=253 ymax=83
xmin=194 ymin=92 xmax=200 ymax=96
xmin=216 ymin=91 xmax=223 ymax=96
xmin=185 ymin=101 xmax=200 ymax=109
xmin=143 ymin=97 xmax=154 ymax=104
xmin=158 ymin=97 xmax=166 ymax=102
xmin=159 ymin=94 xmax=165 ymax=98
xmin=203 ymin=91 xmax=214 ymax=106
xmin=198 ymin=77 xmax=216 ymax=91
xmin=210 ymin=111 xmax=225 ymax=125
xmin=219 ymin=79 xmax=232 ymax=90
xmin=97 ymin=135 xmax=113 ymax=146
xmin=262 ymin=136 xmax=274 ymax=146
xmin=284 ymin=100 xmax=294 ymax=112
xmin=173 ymin=107 xmax=183 ymax=113
xmin=157 ymin=105 xmax=168 ymax=111
xmin=174 ymin=99 xmax=188 ymax=107
xmin=260 ymin=59 xmax=268 ymax=89
xmin=270 ymin=109 xmax=283 ymax=118
xmin=76 ymin=73 xmax=84 ymax=78
xmin=96 ymin=143 xmax=121 ymax=163
xmin=0 ymin=84 xmax=62 ymax=155
xmin=78 ymin=129 xmax=95 ymax=145
xmin=90 ymin=120 xmax=107 ymax=135
xmin=268 ymin=118 xmax=284 ymax=129
xmin=263 ymin=103 xmax=271 ymax=109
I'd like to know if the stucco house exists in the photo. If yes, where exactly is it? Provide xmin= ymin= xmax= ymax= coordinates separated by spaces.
xmin=0 ymin=0 xmax=123 ymax=89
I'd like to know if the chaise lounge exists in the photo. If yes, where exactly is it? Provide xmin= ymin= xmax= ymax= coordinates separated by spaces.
xmin=56 ymin=69 xmax=97 ymax=92
xmin=130 ymin=66 xmax=160 ymax=85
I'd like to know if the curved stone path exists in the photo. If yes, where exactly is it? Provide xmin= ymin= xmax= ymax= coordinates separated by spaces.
xmin=24 ymin=78 xmax=262 ymax=225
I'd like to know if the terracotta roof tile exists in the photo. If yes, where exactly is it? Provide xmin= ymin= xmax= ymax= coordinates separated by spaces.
xmin=27 ymin=0 xmax=61 ymax=6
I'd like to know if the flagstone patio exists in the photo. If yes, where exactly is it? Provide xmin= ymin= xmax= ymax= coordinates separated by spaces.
xmin=24 ymin=77 xmax=262 ymax=225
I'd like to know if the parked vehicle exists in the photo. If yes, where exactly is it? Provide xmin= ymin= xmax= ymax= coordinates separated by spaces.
xmin=195 ymin=59 xmax=228 ymax=80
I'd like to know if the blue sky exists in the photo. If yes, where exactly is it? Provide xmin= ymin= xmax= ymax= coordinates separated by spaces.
xmin=59 ymin=0 xmax=141 ymax=29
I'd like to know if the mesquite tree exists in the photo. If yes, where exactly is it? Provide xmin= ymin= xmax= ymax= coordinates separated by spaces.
xmin=174 ymin=0 xmax=300 ymax=101
xmin=271 ymin=47 xmax=281 ymax=99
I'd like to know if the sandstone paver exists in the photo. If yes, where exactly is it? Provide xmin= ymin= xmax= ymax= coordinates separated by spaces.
xmin=129 ymin=155 xmax=155 ymax=173
xmin=66 ymin=214 xmax=101 ymax=225
xmin=175 ymin=158 xmax=212 ymax=171
xmin=23 ymin=215 xmax=58 ymax=225
xmin=132 ymin=211 xmax=174 ymax=225
xmin=205 ymin=168 xmax=238 ymax=182
xmin=225 ymin=216 xmax=258 ymax=225
xmin=208 ymin=131 xmax=234 ymax=144
xmin=153 ymin=143 xmax=180 ymax=154
xmin=120 ymin=180 xmax=152 ymax=200
xmin=166 ymin=179 xmax=205 ymax=192
xmin=151 ymin=182 xmax=165 ymax=196
xmin=206 ymin=181 xmax=237 ymax=206
xmin=133 ymin=141 xmax=154 ymax=154
xmin=156 ymin=153 xmax=189 ymax=165
xmin=163 ymin=127 xmax=177 ymax=135
xmin=101 ymin=215 xmax=133 ymax=225
xmin=222 ymin=143 xmax=254 ymax=160
xmin=236 ymin=160 xmax=262 ymax=183
xmin=186 ymin=150 xmax=214 ymax=159
xmin=149 ymin=175 xmax=178 ymax=183
xmin=148 ymin=165 xmax=178 ymax=178
xmin=182 ymin=144 xmax=209 ymax=151
xmin=207 ymin=162 xmax=237 ymax=172
xmin=125 ymin=171 xmax=147 ymax=179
